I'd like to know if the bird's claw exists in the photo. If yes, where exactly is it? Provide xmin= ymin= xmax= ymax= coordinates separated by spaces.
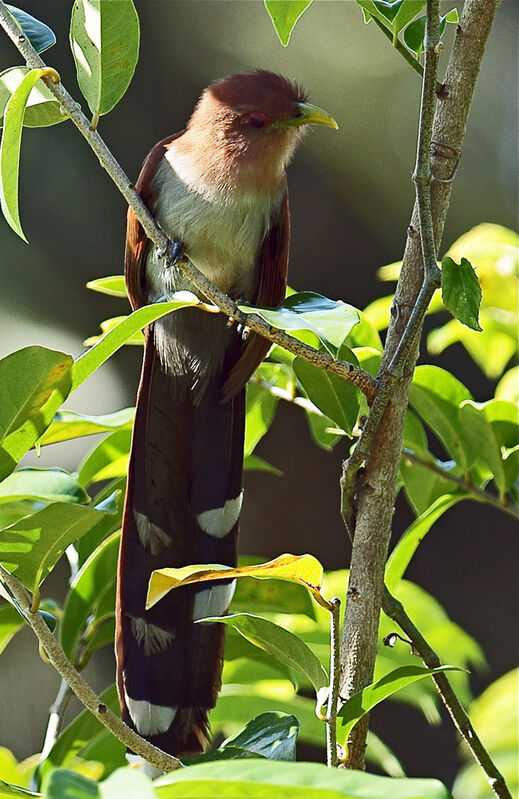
xmin=159 ymin=238 xmax=186 ymax=267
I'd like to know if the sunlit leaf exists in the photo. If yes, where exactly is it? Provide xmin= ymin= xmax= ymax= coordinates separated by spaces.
xmin=337 ymin=665 xmax=461 ymax=749
xmin=409 ymin=366 xmax=473 ymax=472
xmin=0 ymin=67 xmax=59 ymax=240
xmin=264 ymin=1 xmax=313 ymax=46
xmin=0 ymin=468 xmax=88 ymax=505
xmin=78 ymin=429 xmax=132 ymax=487
xmin=458 ymin=399 xmax=519 ymax=494
xmin=60 ymin=531 xmax=119 ymax=660
xmin=70 ymin=0 xmax=140 ymax=119
xmin=0 ymin=347 xmax=72 ymax=481
xmin=385 ymin=495 xmax=464 ymax=592
xmin=86 ymin=275 xmax=127 ymax=298
xmin=41 ymin=769 xmax=99 ymax=799
xmin=243 ymin=454 xmax=282 ymax=476
xmin=40 ymin=407 xmax=134 ymax=446
xmin=240 ymin=292 xmax=359 ymax=355
xmin=201 ymin=612 xmax=327 ymax=696
xmin=245 ymin=383 xmax=278 ymax=457
xmin=147 ymin=553 xmax=327 ymax=610
xmin=0 ymin=67 xmax=65 ymax=128
xmin=441 ymin=256 xmax=482 ymax=331
xmin=0 ymin=502 xmax=114 ymax=597
xmin=72 ymin=294 xmax=205 ymax=390
xmin=155 ymin=759 xmax=452 ymax=798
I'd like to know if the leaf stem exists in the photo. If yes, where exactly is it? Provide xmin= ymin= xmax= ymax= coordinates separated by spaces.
xmin=402 ymin=448 xmax=519 ymax=521
xmin=370 ymin=15 xmax=425 ymax=80
xmin=0 ymin=1 xmax=377 ymax=404
xmin=326 ymin=597 xmax=341 ymax=767
xmin=382 ymin=588 xmax=512 ymax=799
xmin=0 ymin=563 xmax=182 ymax=774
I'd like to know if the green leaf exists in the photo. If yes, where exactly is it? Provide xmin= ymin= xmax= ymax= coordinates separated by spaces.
xmin=78 ymin=429 xmax=132 ymax=487
xmin=84 ymin=316 xmax=144 ymax=346
xmin=385 ymin=495 xmax=464 ymax=592
xmin=496 ymin=366 xmax=519 ymax=403
xmin=457 ymin=399 xmax=519 ymax=494
xmin=403 ymin=8 xmax=459 ymax=56
xmin=0 ymin=468 xmax=88 ymax=505
xmin=240 ymin=293 xmax=359 ymax=355
xmin=232 ymin=559 xmax=316 ymax=619
xmin=264 ymin=1 xmax=312 ymax=46
xmin=0 ymin=67 xmax=60 ymax=240
xmin=42 ymin=769 xmax=99 ymax=799
xmin=0 ymin=502 xmax=114 ymax=595
xmin=224 ymin=628 xmax=296 ymax=685
xmin=72 ymin=294 xmax=203 ymax=390
xmin=6 ymin=6 xmax=56 ymax=53
xmin=293 ymin=346 xmax=360 ymax=435
xmin=400 ymin=453 xmax=466 ymax=515
xmin=101 ymin=768 xmax=156 ymax=799
xmin=453 ymin=669 xmax=518 ymax=799
xmin=409 ymin=366 xmax=473 ymax=471
xmin=245 ymin=383 xmax=278 ymax=457
xmin=0 ymin=347 xmax=73 ymax=481
xmin=0 ymin=602 xmax=24 ymax=656
xmin=243 ymin=454 xmax=282 ymax=476
xmin=61 ymin=531 xmax=119 ymax=660
xmin=222 ymin=712 xmax=299 ymax=761
xmin=199 ymin=613 xmax=328 ymax=696
xmin=356 ymin=0 xmax=425 ymax=35
xmin=40 ymin=684 xmax=119 ymax=780
xmin=155 ymin=759 xmax=452 ymax=798
xmin=40 ymin=407 xmax=134 ymax=446
xmin=70 ymin=0 xmax=140 ymax=119
xmin=80 ymin=730 xmax=126 ymax=779
xmin=337 ymin=665 xmax=461 ymax=748
xmin=86 ymin=275 xmax=127 ymax=298
xmin=0 ymin=67 xmax=65 ymax=129
xmin=304 ymin=408 xmax=342 ymax=451
xmin=0 ymin=779 xmax=40 ymax=798
xmin=441 ymin=257 xmax=482 ymax=331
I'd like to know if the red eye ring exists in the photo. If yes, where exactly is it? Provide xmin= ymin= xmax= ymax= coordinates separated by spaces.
xmin=241 ymin=111 xmax=271 ymax=128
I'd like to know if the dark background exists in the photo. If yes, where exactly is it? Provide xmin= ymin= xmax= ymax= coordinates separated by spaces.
xmin=0 ymin=0 xmax=517 ymax=788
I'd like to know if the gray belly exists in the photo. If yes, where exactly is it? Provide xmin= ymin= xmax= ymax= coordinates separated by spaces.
xmin=144 ymin=157 xmax=281 ymax=399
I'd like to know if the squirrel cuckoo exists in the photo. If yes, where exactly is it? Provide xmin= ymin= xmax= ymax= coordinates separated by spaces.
xmin=115 ymin=70 xmax=337 ymax=759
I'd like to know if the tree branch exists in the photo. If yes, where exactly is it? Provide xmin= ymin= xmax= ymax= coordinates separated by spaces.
xmin=326 ymin=597 xmax=341 ymax=768
xmin=382 ymin=588 xmax=511 ymax=799
xmin=0 ymin=564 xmax=181 ymax=774
xmin=402 ymin=449 xmax=519 ymax=520
xmin=0 ymin=1 xmax=377 ymax=404
xmin=339 ymin=0 xmax=505 ymax=789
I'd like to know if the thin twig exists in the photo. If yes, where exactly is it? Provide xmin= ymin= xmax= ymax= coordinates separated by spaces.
xmin=0 ymin=564 xmax=182 ymax=774
xmin=402 ymin=449 xmax=519 ymax=521
xmin=382 ymin=589 xmax=511 ymax=799
xmin=39 ymin=679 xmax=71 ymax=762
xmin=0 ymin=1 xmax=377 ymax=404
xmin=326 ymin=597 xmax=341 ymax=768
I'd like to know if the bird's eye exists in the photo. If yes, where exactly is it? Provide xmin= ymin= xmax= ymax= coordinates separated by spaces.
xmin=241 ymin=111 xmax=271 ymax=128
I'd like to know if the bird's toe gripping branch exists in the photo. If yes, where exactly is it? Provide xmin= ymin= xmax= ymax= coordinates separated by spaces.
xmin=159 ymin=238 xmax=187 ymax=267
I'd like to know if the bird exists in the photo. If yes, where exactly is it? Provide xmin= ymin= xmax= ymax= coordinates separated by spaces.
xmin=115 ymin=70 xmax=337 ymax=759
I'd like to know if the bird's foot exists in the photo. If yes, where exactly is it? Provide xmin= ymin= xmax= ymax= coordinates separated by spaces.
xmin=158 ymin=238 xmax=187 ymax=267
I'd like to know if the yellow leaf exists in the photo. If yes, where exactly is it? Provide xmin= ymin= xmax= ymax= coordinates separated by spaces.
xmin=146 ymin=553 xmax=330 ymax=610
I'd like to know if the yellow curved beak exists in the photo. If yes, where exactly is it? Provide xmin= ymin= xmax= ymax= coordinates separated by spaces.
xmin=283 ymin=102 xmax=338 ymax=130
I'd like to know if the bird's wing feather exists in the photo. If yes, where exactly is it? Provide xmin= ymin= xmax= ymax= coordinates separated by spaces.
xmin=125 ymin=132 xmax=185 ymax=310
xmin=222 ymin=187 xmax=290 ymax=400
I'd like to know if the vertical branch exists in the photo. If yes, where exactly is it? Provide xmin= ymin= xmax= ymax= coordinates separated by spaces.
xmin=326 ymin=597 xmax=341 ymax=767
xmin=339 ymin=0 xmax=441 ymax=771
xmin=339 ymin=0 xmax=503 ymax=780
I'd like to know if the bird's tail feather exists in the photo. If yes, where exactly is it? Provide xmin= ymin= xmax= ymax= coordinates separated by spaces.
xmin=115 ymin=338 xmax=244 ymax=757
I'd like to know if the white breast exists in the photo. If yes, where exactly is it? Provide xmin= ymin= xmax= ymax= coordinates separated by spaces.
xmin=147 ymin=149 xmax=283 ymax=300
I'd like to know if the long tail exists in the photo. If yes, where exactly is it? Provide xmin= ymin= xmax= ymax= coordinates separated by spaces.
xmin=115 ymin=338 xmax=244 ymax=757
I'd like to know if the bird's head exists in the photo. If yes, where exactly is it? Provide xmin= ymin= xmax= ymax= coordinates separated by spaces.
xmin=184 ymin=70 xmax=337 ymax=195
